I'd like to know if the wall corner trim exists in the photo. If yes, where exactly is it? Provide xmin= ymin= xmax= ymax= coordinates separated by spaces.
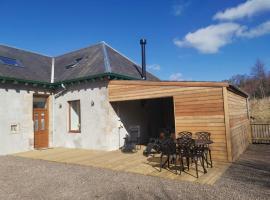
xmin=223 ymin=87 xmax=233 ymax=162
xmin=246 ymin=97 xmax=252 ymax=144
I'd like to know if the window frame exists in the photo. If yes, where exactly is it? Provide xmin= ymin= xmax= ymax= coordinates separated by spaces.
xmin=68 ymin=100 xmax=81 ymax=133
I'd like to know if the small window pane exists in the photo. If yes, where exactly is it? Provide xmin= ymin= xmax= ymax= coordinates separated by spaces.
xmin=69 ymin=100 xmax=81 ymax=132
xmin=40 ymin=113 xmax=45 ymax=130
xmin=34 ymin=113 xmax=39 ymax=131
xmin=33 ymin=97 xmax=47 ymax=109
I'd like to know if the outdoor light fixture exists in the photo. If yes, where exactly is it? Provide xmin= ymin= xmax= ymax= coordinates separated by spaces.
xmin=91 ymin=100 xmax=94 ymax=106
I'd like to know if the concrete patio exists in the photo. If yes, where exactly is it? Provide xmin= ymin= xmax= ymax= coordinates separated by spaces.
xmin=13 ymin=147 xmax=230 ymax=185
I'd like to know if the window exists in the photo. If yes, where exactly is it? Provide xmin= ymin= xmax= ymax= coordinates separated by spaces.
xmin=65 ymin=57 xmax=83 ymax=69
xmin=68 ymin=100 xmax=81 ymax=133
xmin=0 ymin=56 xmax=23 ymax=67
xmin=33 ymin=97 xmax=47 ymax=109
xmin=65 ymin=63 xmax=77 ymax=69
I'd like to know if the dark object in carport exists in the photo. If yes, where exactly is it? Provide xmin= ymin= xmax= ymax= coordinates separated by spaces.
xmin=143 ymin=138 xmax=163 ymax=156
xmin=122 ymin=135 xmax=137 ymax=152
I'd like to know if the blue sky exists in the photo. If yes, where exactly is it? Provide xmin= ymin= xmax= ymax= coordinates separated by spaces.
xmin=1 ymin=0 xmax=270 ymax=81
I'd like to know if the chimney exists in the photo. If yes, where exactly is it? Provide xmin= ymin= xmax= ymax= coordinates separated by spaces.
xmin=140 ymin=39 xmax=147 ymax=80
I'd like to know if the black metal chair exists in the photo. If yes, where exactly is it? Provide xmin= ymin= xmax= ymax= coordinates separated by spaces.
xmin=190 ymin=144 xmax=207 ymax=178
xmin=177 ymin=131 xmax=192 ymax=139
xmin=121 ymin=134 xmax=137 ymax=152
xmin=177 ymin=137 xmax=192 ymax=172
xmin=159 ymin=138 xmax=177 ymax=172
xmin=177 ymin=138 xmax=207 ymax=178
xmin=195 ymin=132 xmax=213 ymax=168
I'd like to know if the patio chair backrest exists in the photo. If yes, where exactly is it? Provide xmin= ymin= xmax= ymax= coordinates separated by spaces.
xmin=122 ymin=134 xmax=136 ymax=152
xmin=195 ymin=132 xmax=211 ymax=141
xmin=177 ymin=131 xmax=192 ymax=139
xmin=160 ymin=138 xmax=176 ymax=155
xmin=177 ymin=137 xmax=192 ymax=147
xmin=177 ymin=137 xmax=194 ymax=156
xmin=129 ymin=126 xmax=140 ymax=142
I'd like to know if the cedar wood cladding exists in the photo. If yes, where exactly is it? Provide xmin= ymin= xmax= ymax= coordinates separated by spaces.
xmin=227 ymin=90 xmax=250 ymax=161
xmin=108 ymin=80 xmax=250 ymax=162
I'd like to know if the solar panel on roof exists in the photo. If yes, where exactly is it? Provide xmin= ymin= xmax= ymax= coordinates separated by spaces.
xmin=0 ymin=56 xmax=23 ymax=67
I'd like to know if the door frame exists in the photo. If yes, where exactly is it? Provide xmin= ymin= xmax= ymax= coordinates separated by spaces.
xmin=33 ymin=94 xmax=50 ymax=149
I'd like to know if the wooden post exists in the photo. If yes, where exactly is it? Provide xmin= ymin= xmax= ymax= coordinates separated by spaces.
xmin=173 ymin=96 xmax=177 ymax=139
xmin=223 ymin=87 xmax=232 ymax=162
xmin=246 ymin=98 xmax=252 ymax=144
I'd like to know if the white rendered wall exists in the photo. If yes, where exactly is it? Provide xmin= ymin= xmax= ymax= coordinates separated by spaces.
xmin=53 ymin=81 xmax=127 ymax=151
xmin=0 ymin=85 xmax=34 ymax=155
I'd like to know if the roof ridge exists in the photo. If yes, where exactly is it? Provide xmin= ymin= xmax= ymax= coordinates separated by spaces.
xmin=101 ymin=42 xmax=111 ymax=73
xmin=102 ymin=42 xmax=141 ymax=68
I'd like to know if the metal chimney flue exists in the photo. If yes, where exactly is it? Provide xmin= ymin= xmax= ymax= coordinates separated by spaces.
xmin=140 ymin=38 xmax=147 ymax=80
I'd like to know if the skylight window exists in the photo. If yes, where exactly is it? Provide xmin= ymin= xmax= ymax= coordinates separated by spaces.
xmin=75 ymin=57 xmax=83 ymax=62
xmin=0 ymin=56 xmax=23 ymax=67
xmin=65 ymin=63 xmax=77 ymax=69
xmin=65 ymin=57 xmax=83 ymax=69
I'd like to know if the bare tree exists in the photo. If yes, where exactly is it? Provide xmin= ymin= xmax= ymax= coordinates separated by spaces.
xmin=251 ymin=59 xmax=267 ymax=98
xmin=227 ymin=59 xmax=270 ymax=99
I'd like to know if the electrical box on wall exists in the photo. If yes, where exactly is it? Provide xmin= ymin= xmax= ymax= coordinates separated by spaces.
xmin=10 ymin=124 xmax=20 ymax=134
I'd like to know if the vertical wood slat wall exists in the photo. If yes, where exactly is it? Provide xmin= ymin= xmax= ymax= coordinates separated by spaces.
xmin=227 ymin=90 xmax=250 ymax=161
xmin=108 ymin=80 xmax=250 ymax=162
xmin=173 ymin=87 xmax=227 ymax=162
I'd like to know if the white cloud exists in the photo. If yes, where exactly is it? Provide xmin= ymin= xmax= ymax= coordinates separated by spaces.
xmin=173 ymin=1 xmax=270 ymax=54
xmin=147 ymin=64 xmax=161 ymax=71
xmin=238 ymin=20 xmax=270 ymax=38
xmin=169 ymin=73 xmax=184 ymax=81
xmin=174 ymin=23 xmax=244 ymax=53
xmin=213 ymin=0 xmax=270 ymax=21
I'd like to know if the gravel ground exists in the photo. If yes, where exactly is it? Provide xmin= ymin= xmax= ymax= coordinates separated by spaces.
xmin=0 ymin=144 xmax=269 ymax=200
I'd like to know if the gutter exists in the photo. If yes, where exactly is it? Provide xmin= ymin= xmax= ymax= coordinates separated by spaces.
xmin=0 ymin=72 xmax=138 ymax=90
xmin=0 ymin=75 xmax=52 ymax=87
xmin=54 ymin=72 xmax=139 ymax=86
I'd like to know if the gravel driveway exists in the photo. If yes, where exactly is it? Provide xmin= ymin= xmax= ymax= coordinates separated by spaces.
xmin=0 ymin=144 xmax=269 ymax=200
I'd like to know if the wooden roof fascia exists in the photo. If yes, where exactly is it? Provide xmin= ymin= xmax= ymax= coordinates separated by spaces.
xmin=108 ymin=80 xmax=229 ymax=87
xmin=227 ymin=84 xmax=249 ymax=98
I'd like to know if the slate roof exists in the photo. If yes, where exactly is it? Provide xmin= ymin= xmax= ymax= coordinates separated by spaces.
xmin=0 ymin=42 xmax=159 ymax=84
xmin=0 ymin=45 xmax=52 ymax=82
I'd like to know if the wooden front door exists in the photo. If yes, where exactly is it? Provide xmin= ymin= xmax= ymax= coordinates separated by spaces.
xmin=33 ymin=97 xmax=49 ymax=149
